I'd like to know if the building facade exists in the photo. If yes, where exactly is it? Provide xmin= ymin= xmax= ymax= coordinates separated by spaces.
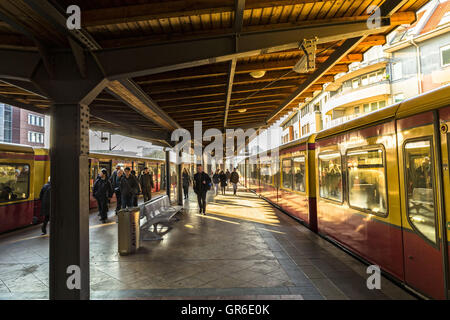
xmin=283 ymin=0 xmax=450 ymax=144
xmin=0 ymin=104 xmax=46 ymax=147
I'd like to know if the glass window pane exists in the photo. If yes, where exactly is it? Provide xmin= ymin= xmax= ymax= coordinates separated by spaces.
xmin=371 ymin=102 xmax=378 ymax=111
xmin=282 ymin=159 xmax=292 ymax=189
xmin=404 ymin=140 xmax=436 ymax=243
xmin=347 ymin=148 xmax=387 ymax=214
xmin=293 ymin=156 xmax=306 ymax=192
xmin=442 ymin=46 xmax=450 ymax=66
xmin=364 ymin=104 xmax=370 ymax=113
xmin=379 ymin=101 xmax=386 ymax=109
xmin=319 ymin=153 xmax=342 ymax=202
xmin=361 ymin=76 xmax=369 ymax=86
xmin=0 ymin=163 xmax=30 ymax=202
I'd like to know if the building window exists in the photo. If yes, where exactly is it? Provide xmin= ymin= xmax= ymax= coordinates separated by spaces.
xmin=347 ymin=147 xmax=387 ymax=215
xmin=441 ymin=44 xmax=450 ymax=68
xmin=371 ymin=102 xmax=378 ymax=111
xmin=354 ymin=106 xmax=360 ymax=114
xmin=363 ymin=104 xmax=370 ymax=113
xmin=392 ymin=62 xmax=403 ymax=81
xmin=318 ymin=153 xmax=342 ymax=202
xmin=0 ymin=163 xmax=30 ymax=202
xmin=28 ymin=131 xmax=44 ymax=144
xmin=352 ymin=79 xmax=359 ymax=89
xmin=28 ymin=114 xmax=44 ymax=127
xmin=394 ymin=93 xmax=405 ymax=103
xmin=301 ymin=124 xmax=310 ymax=136
xmin=4 ymin=105 xmax=12 ymax=143
xmin=379 ymin=101 xmax=386 ymax=109
xmin=361 ymin=75 xmax=369 ymax=86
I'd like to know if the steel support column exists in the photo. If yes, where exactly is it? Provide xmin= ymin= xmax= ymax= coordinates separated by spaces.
xmin=177 ymin=163 xmax=183 ymax=205
xmin=50 ymin=103 xmax=90 ymax=300
xmin=165 ymin=150 xmax=171 ymax=201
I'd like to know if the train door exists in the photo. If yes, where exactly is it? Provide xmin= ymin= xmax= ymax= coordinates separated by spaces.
xmin=397 ymin=111 xmax=447 ymax=299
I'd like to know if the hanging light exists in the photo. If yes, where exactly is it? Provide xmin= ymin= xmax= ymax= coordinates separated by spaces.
xmin=249 ymin=70 xmax=266 ymax=79
xmin=238 ymin=108 xmax=247 ymax=113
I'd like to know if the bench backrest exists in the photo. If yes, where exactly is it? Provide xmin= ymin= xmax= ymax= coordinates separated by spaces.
xmin=140 ymin=195 xmax=169 ymax=220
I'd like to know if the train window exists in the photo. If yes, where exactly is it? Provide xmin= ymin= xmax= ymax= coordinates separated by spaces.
xmin=260 ymin=164 xmax=271 ymax=184
xmin=347 ymin=148 xmax=387 ymax=215
xmin=0 ymin=163 xmax=30 ymax=202
xmin=318 ymin=153 xmax=343 ymax=202
xmin=404 ymin=139 xmax=437 ymax=244
xmin=293 ymin=156 xmax=306 ymax=192
xmin=282 ymin=159 xmax=293 ymax=189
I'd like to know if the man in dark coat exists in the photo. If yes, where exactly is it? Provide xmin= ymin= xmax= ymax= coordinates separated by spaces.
xmin=39 ymin=176 xmax=51 ymax=235
xmin=131 ymin=170 xmax=141 ymax=206
xmin=193 ymin=164 xmax=211 ymax=214
xmin=120 ymin=167 xmax=140 ymax=209
xmin=230 ymin=168 xmax=240 ymax=195
xmin=139 ymin=167 xmax=154 ymax=202
xmin=93 ymin=168 xmax=113 ymax=223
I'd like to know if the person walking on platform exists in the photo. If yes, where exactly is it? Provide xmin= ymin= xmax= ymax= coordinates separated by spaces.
xmin=112 ymin=168 xmax=123 ymax=213
xmin=39 ymin=176 xmax=51 ymax=235
xmin=230 ymin=168 xmax=240 ymax=195
xmin=139 ymin=167 xmax=154 ymax=202
xmin=225 ymin=169 xmax=231 ymax=190
xmin=182 ymin=168 xmax=191 ymax=199
xmin=93 ymin=168 xmax=113 ymax=223
xmin=110 ymin=164 xmax=121 ymax=186
xmin=212 ymin=169 xmax=220 ymax=196
xmin=120 ymin=167 xmax=140 ymax=209
xmin=219 ymin=170 xmax=227 ymax=195
xmin=193 ymin=164 xmax=211 ymax=214
xmin=131 ymin=170 xmax=141 ymax=207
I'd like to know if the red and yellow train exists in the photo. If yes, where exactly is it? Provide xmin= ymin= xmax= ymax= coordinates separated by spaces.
xmin=0 ymin=147 xmax=170 ymax=234
xmin=241 ymin=84 xmax=450 ymax=300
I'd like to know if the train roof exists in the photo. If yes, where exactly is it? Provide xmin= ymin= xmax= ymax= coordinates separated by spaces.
xmin=316 ymin=84 xmax=450 ymax=140
xmin=0 ymin=142 xmax=34 ymax=153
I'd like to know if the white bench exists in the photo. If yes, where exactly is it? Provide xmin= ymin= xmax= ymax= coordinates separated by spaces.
xmin=139 ymin=195 xmax=183 ymax=241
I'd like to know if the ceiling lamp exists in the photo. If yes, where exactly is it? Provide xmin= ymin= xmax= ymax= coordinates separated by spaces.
xmin=238 ymin=108 xmax=247 ymax=113
xmin=250 ymin=70 xmax=266 ymax=79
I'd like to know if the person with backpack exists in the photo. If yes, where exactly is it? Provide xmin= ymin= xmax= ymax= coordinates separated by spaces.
xmin=230 ymin=167 xmax=240 ymax=195
xmin=219 ymin=170 xmax=227 ymax=195
xmin=93 ymin=168 xmax=113 ymax=223
xmin=39 ymin=176 xmax=51 ymax=235
xmin=193 ymin=164 xmax=211 ymax=215
xmin=120 ymin=167 xmax=140 ymax=209
xmin=212 ymin=169 xmax=220 ymax=196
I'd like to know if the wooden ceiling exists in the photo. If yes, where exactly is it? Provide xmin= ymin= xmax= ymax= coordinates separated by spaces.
xmin=0 ymin=0 xmax=429 ymax=144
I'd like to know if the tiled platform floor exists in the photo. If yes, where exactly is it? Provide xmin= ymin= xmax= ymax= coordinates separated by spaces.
xmin=0 ymin=188 xmax=415 ymax=300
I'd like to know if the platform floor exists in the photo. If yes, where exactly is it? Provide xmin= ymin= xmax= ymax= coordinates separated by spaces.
xmin=0 ymin=187 xmax=415 ymax=300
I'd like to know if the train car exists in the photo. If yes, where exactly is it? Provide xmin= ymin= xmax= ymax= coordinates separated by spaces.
xmin=0 ymin=143 xmax=50 ymax=233
xmin=0 ymin=143 xmax=175 ymax=234
xmin=246 ymin=85 xmax=450 ymax=299
xmin=314 ymin=84 xmax=450 ymax=299
xmin=88 ymin=152 xmax=166 ymax=208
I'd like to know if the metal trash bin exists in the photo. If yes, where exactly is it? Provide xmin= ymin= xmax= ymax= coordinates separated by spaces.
xmin=118 ymin=207 xmax=141 ymax=255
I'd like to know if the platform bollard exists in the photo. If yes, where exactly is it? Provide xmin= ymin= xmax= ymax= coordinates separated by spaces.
xmin=117 ymin=207 xmax=141 ymax=255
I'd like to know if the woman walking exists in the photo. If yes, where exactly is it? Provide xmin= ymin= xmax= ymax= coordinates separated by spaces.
xmin=219 ymin=170 xmax=227 ymax=195
xmin=212 ymin=169 xmax=220 ymax=196
xmin=182 ymin=168 xmax=191 ymax=199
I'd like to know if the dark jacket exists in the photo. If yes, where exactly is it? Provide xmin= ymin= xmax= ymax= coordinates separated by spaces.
xmin=120 ymin=174 xmax=140 ymax=196
xmin=112 ymin=174 xmax=122 ymax=191
xmin=139 ymin=173 xmax=154 ymax=192
xmin=93 ymin=177 xmax=113 ymax=200
xmin=226 ymin=171 xmax=231 ymax=181
xmin=39 ymin=182 xmax=51 ymax=217
xmin=193 ymin=172 xmax=211 ymax=194
xmin=219 ymin=173 xmax=227 ymax=187
xmin=182 ymin=172 xmax=191 ymax=187
xmin=109 ymin=170 xmax=118 ymax=186
xmin=212 ymin=173 xmax=220 ymax=184
xmin=230 ymin=171 xmax=239 ymax=184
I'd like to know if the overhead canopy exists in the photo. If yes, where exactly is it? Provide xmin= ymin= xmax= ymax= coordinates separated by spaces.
xmin=0 ymin=0 xmax=428 ymax=146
